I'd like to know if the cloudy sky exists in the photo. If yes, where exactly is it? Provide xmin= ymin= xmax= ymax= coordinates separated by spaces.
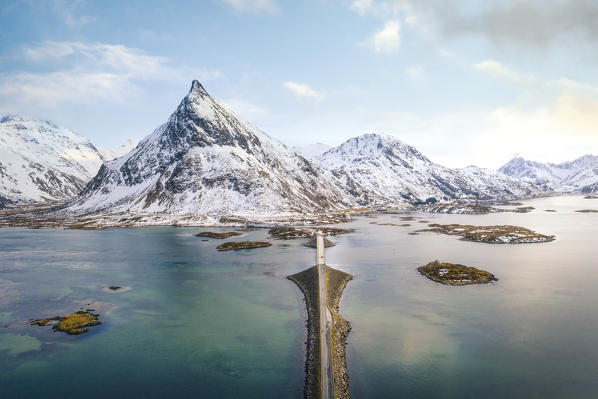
xmin=1 ymin=0 xmax=597 ymax=168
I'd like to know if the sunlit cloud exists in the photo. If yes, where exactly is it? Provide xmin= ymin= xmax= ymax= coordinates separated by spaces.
xmin=362 ymin=20 xmax=401 ymax=54
xmin=282 ymin=81 xmax=324 ymax=102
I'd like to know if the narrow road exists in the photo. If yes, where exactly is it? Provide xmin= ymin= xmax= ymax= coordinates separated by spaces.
xmin=317 ymin=235 xmax=334 ymax=399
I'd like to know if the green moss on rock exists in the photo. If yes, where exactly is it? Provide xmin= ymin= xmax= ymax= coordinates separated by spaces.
xmin=31 ymin=311 xmax=101 ymax=335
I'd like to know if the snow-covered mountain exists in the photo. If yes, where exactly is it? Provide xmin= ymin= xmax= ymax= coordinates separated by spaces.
xmin=457 ymin=166 xmax=543 ymax=199
xmin=63 ymin=81 xmax=354 ymax=216
xmin=0 ymin=114 xmax=107 ymax=207
xmin=314 ymin=133 xmax=542 ymax=206
xmin=499 ymin=155 xmax=598 ymax=193
xmin=293 ymin=143 xmax=331 ymax=159
xmin=99 ymin=139 xmax=136 ymax=161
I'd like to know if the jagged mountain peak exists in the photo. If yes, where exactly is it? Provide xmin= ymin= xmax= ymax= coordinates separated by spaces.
xmin=189 ymin=79 xmax=210 ymax=98
xmin=63 ymin=80 xmax=353 ymax=216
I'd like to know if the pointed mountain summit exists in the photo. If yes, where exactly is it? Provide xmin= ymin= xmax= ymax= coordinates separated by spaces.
xmin=64 ymin=81 xmax=353 ymax=216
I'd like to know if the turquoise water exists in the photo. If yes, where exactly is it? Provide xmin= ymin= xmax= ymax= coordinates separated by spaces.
xmin=1 ymin=196 xmax=597 ymax=398
xmin=0 ymin=227 xmax=308 ymax=398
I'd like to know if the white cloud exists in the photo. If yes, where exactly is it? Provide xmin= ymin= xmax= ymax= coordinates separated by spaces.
xmin=0 ymin=41 xmax=221 ymax=107
xmin=220 ymin=0 xmax=279 ymax=14
xmin=473 ymin=60 xmax=518 ymax=80
xmin=282 ymin=81 xmax=324 ymax=102
xmin=363 ymin=20 xmax=401 ymax=54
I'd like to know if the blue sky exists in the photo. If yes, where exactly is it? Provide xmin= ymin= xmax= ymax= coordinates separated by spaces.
xmin=1 ymin=0 xmax=597 ymax=168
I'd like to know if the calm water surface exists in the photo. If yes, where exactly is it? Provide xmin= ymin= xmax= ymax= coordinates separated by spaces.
xmin=1 ymin=195 xmax=597 ymax=398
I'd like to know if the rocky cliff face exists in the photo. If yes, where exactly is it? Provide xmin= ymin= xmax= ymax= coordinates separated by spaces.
xmin=63 ymin=81 xmax=354 ymax=216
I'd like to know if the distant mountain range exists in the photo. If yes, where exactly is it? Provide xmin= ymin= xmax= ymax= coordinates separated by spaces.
xmin=313 ymin=133 xmax=541 ymax=207
xmin=499 ymin=155 xmax=598 ymax=194
xmin=2 ymin=80 xmax=595 ymax=216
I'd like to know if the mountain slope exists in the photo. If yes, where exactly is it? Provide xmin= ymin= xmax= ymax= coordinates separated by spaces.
xmin=457 ymin=166 xmax=543 ymax=199
xmin=499 ymin=155 xmax=598 ymax=193
xmin=63 ymin=81 xmax=354 ymax=216
xmin=315 ymin=133 xmax=542 ymax=206
xmin=0 ymin=115 xmax=106 ymax=206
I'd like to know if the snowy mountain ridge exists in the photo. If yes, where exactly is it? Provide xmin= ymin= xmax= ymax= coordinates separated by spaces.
xmin=314 ymin=133 xmax=544 ymax=207
xmin=0 ymin=114 xmax=105 ymax=206
xmin=0 ymin=114 xmax=137 ymax=207
xmin=499 ymin=155 xmax=598 ymax=193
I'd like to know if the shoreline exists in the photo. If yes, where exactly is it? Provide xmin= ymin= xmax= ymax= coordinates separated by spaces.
xmin=288 ymin=266 xmax=321 ymax=399
xmin=326 ymin=266 xmax=353 ymax=399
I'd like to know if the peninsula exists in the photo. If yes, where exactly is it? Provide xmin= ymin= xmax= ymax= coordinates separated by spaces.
xmin=288 ymin=235 xmax=352 ymax=399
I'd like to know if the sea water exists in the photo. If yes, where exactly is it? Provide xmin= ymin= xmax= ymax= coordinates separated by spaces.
xmin=1 ymin=196 xmax=597 ymax=398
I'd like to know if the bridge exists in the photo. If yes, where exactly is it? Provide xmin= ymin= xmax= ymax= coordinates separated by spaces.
xmin=316 ymin=234 xmax=334 ymax=399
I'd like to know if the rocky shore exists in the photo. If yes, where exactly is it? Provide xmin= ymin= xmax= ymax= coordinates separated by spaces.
xmin=326 ymin=266 xmax=353 ymax=399
xmin=0 ymin=206 xmax=366 ymax=230
xmin=288 ymin=266 xmax=320 ymax=399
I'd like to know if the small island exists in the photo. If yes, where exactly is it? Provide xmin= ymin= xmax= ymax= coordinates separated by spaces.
xmin=269 ymin=226 xmax=350 ymax=240
xmin=418 ymin=261 xmax=497 ymax=286
xmin=417 ymin=223 xmax=555 ymax=243
xmin=195 ymin=231 xmax=242 ymax=239
xmin=102 ymin=285 xmax=132 ymax=293
xmin=30 ymin=311 xmax=101 ymax=335
xmin=216 ymin=241 xmax=272 ymax=251
xmin=419 ymin=203 xmax=504 ymax=214
xmin=575 ymin=209 xmax=598 ymax=213
xmin=512 ymin=206 xmax=534 ymax=213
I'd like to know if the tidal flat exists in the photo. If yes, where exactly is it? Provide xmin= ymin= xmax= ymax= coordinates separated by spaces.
xmin=0 ymin=196 xmax=597 ymax=398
